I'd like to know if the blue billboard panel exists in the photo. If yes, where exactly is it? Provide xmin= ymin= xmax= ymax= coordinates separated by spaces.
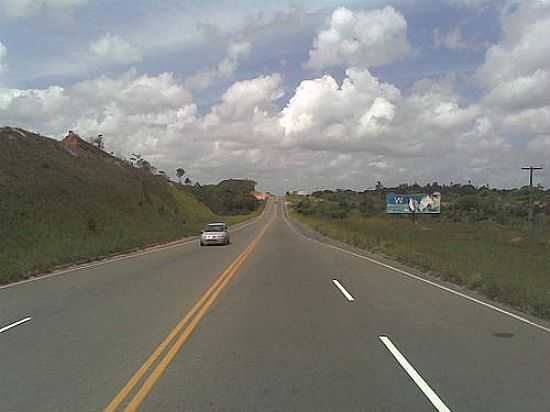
xmin=386 ymin=192 xmax=441 ymax=214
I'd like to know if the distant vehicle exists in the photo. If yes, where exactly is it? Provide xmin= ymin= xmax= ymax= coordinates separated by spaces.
xmin=200 ymin=223 xmax=230 ymax=246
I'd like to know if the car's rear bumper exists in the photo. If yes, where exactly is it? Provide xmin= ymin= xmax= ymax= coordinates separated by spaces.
xmin=201 ymin=238 xmax=226 ymax=245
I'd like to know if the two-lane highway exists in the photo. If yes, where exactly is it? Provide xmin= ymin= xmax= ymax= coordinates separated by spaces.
xmin=1 ymin=199 xmax=550 ymax=411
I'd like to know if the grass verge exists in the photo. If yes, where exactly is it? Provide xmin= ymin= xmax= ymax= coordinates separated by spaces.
xmin=0 ymin=203 xmax=262 ymax=286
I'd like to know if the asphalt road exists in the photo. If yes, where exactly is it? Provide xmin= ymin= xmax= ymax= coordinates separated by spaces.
xmin=1 ymin=199 xmax=550 ymax=411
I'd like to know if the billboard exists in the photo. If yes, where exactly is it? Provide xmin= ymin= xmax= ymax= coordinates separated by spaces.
xmin=386 ymin=192 xmax=441 ymax=214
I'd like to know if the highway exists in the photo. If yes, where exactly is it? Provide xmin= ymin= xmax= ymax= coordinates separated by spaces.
xmin=1 ymin=199 xmax=550 ymax=411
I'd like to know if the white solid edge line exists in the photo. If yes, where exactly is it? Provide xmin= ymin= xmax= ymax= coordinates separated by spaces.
xmin=0 ymin=316 xmax=32 ymax=334
xmin=282 ymin=203 xmax=550 ymax=335
xmin=0 ymin=207 xmax=269 ymax=291
xmin=380 ymin=336 xmax=451 ymax=412
xmin=332 ymin=279 xmax=355 ymax=302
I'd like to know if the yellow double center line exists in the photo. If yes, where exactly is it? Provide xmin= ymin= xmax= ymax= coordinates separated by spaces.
xmin=105 ymin=213 xmax=274 ymax=412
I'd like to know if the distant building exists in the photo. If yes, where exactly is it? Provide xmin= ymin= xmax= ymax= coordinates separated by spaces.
xmin=62 ymin=131 xmax=109 ymax=158
xmin=251 ymin=191 xmax=271 ymax=201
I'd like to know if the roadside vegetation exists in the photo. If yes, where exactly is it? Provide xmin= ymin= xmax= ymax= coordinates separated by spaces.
xmin=287 ymin=184 xmax=550 ymax=319
xmin=0 ymin=127 xmax=262 ymax=284
xmin=192 ymin=179 xmax=260 ymax=215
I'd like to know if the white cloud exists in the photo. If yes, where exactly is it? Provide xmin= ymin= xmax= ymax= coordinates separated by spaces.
xmin=0 ymin=69 xmax=193 ymax=135
xmin=500 ymin=106 xmax=550 ymax=137
xmin=280 ymin=68 xmax=403 ymax=150
xmin=306 ymin=6 xmax=411 ymax=70
xmin=279 ymin=67 xmax=499 ymax=178
xmin=0 ymin=64 xmax=527 ymax=192
xmin=89 ymin=33 xmax=143 ymax=65
xmin=469 ymin=0 xmax=550 ymax=176
xmin=72 ymin=70 xmax=193 ymax=114
xmin=483 ymin=69 xmax=550 ymax=112
xmin=358 ymin=97 xmax=395 ymax=136
xmin=477 ymin=1 xmax=550 ymax=87
xmin=203 ymin=74 xmax=285 ymax=151
xmin=0 ymin=0 xmax=87 ymax=19
xmin=527 ymin=135 xmax=550 ymax=157
xmin=185 ymin=40 xmax=252 ymax=91
xmin=226 ymin=41 xmax=252 ymax=62
xmin=211 ymin=73 xmax=283 ymax=120
xmin=32 ymin=33 xmax=143 ymax=79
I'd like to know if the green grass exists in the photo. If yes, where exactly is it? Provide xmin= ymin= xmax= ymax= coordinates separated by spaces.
xmin=0 ymin=128 xmax=260 ymax=284
xmin=290 ymin=206 xmax=550 ymax=319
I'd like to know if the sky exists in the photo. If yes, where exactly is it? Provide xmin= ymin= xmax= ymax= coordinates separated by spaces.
xmin=1 ymin=0 xmax=550 ymax=193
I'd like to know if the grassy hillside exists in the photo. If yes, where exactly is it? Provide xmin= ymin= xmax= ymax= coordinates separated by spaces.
xmin=288 ymin=190 xmax=550 ymax=320
xmin=0 ymin=127 xmax=258 ymax=284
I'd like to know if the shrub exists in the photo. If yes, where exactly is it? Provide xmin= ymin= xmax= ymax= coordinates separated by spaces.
xmin=87 ymin=217 xmax=98 ymax=233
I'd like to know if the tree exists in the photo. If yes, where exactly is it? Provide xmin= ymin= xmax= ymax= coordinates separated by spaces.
xmin=130 ymin=154 xmax=154 ymax=174
xmin=130 ymin=153 xmax=141 ymax=167
xmin=89 ymin=134 xmax=104 ymax=150
xmin=140 ymin=159 xmax=153 ymax=173
xmin=185 ymin=177 xmax=192 ymax=185
xmin=176 ymin=168 xmax=185 ymax=184
xmin=376 ymin=180 xmax=384 ymax=199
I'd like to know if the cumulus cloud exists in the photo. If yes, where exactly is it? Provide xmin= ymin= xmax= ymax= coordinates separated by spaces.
xmin=280 ymin=68 xmax=401 ymax=150
xmin=476 ymin=1 xmax=550 ymax=87
xmin=483 ymin=69 xmax=550 ymax=112
xmin=0 ymin=66 xmax=529 ymax=191
xmin=0 ymin=69 xmax=193 ymax=137
xmin=89 ymin=33 xmax=143 ymax=65
xmin=473 ymin=1 xmax=550 ymax=152
xmin=185 ymin=40 xmax=252 ymax=91
xmin=280 ymin=68 xmax=493 ymax=164
xmin=208 ymin=73 xmax=283 ymax=121
xmin=306 ymin=6 xmax=411 ymax=70
xmin=0 ymin=0 xmax=88 ymax=19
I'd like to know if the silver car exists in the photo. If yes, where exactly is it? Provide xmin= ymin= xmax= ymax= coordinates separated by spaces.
xmin=200 ymin=223 xmax=230 ymax=246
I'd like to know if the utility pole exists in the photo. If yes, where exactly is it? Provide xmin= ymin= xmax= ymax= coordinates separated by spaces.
xmin=521 ymin=166 xmax=543 ymax=227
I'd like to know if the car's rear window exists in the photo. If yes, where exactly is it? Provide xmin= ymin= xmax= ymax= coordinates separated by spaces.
xmin=205 ymin=225 xmax=224 ymax=232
